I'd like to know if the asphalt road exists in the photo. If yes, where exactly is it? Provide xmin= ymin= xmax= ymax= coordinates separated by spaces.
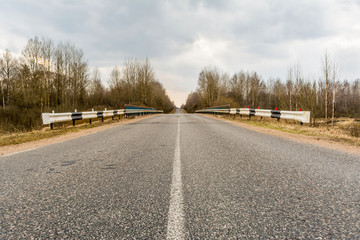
xmin=1 ymin=112 xmax=359 ymax=239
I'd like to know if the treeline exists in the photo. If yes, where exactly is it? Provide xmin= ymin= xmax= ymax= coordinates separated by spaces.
xmin=184 ymin=56 xmax=360 ymax=124
xmin=0 ymin=36 xmax=174 ymax=131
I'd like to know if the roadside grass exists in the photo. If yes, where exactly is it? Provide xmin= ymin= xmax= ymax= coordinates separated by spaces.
xmin=0 ymin=116 xmax=134 ymax=147
xmin=216 ymin=114 xmax=360 ymax=147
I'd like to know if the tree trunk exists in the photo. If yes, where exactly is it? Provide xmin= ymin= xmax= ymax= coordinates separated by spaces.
xmin=1 ymin=81 xmax=5 ymax=110
xmin=323 ymin=52 xmax=330 ymax=126
xmin=332 ymin=84 xmax=335 ymax=127
xmin=331 ymin=61 xmax=336 ymax=127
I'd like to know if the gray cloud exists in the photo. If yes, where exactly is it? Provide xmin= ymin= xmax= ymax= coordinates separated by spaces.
xmin=1 ymin=0 xmax=360 ymax=106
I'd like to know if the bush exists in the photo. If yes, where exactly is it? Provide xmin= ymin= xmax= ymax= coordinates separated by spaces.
xmin=0 ymin=106 xmax=42 ymax=132
xmin=349 ymin=123 xmax=360 ymax=138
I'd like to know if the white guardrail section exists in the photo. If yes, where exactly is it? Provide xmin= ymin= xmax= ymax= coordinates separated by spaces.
xmin=196 ymin=108 xmax=311 ymax=124
xmin=42 ymin=108 xmax=163 ymax=129
xmin=196 ymin=109 xmax=230 ymax=114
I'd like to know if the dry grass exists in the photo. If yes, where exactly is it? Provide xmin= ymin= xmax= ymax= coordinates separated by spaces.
xmin=0 ymin=117 xmax=127 ymax=147
xmin=219 ymin=115 xmax=360 ymax=147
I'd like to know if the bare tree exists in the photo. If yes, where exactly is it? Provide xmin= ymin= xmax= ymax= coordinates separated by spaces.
xmin=88 ymin=68 xmax=105 ymax=107
xmin=0 ymin=49 xmax=18 ymax=110
xmin=40 ymin=38 xmax=54 ymax=109
xmin=286 ymin=67 xmax=293 ymax=111
xmin=331 ymin=60 xmax=338 ymax=127
xmin=108 ymin=66 xmax=121 ymax=89
xmin=293 ymin=64 xmax=303 ymax=110
xmin=0 ymin=57 xmax=4 ymax=110
xmin=198 ymin=66 xmax=222 ymax=107
xmin=122 ymin=59 xmax=139 ymax=103
xmin=108 ymin=66 xmax=124 ymax=107
xmin=229 ymin=71 xmax=246 ymax=105
xmin=137 ymin=58 xmax=155 ymax=105
xmin=322 ymin=51 xmax=331 ymax=124
xmin=184 ymin=91 xmax=202 ymax=112
xmin=249 ymin=72 xmax=261 ymax=108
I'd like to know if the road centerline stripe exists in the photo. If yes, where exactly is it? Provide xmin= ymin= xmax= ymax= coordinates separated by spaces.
xmin=166 ymin=117 xmax=185 ymax=239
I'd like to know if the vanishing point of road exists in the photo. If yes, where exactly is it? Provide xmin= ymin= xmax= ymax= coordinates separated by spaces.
xmin=1 ymin=112 xmax=359 ymax=239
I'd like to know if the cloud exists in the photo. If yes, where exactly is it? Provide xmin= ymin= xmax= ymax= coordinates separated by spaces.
xmin=1 ymin=0 xmax=360 ymax=106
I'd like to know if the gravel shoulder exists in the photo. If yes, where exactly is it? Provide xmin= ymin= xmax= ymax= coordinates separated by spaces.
xmin=201 ymin=114 xmax=360 ymax=157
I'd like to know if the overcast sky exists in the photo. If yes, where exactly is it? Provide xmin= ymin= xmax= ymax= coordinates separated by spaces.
xmin=1 ymin=0 xmax=360 ymax=106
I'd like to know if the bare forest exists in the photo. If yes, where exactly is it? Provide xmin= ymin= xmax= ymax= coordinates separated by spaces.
xmin=0 ymin=36 xmax=175 ymax=132
xmin=184 ymin=56 xmax=360 ymax=124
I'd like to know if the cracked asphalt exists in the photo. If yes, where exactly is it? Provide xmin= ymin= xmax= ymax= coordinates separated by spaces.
xmin=1 ymin=113 xmax=359 ymax=239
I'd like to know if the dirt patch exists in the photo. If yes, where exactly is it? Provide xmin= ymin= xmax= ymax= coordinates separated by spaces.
xmin=202 ymin=114 xmax=360 ymax=157
xmin=0 ymin=115 xmax=156 ymax=157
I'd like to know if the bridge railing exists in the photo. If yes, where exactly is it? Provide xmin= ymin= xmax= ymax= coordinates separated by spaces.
xmin=196 ymin=107 xmax=310 ymax=124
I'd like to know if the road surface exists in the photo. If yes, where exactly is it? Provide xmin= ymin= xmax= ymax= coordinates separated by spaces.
xmin=1 ymin=112 xmax=359 ymax=239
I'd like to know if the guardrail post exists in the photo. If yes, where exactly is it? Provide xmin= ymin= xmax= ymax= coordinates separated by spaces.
xmin=91 ymin=109 xmax=94 ymax=124
xmin=72 ymin=119 xmax=76 ymax=126
xmin=49 ymin=110 xmax=55 ymax=129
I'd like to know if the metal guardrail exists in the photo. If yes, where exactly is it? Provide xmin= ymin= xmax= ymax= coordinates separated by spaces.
xmin=124 ymin=104 xmax=163 ymax=115
xmin=125 ymin=109 xmax=163 ymax=114
xmin=42 ymin=107 xmax=163 ymax=129
xmin=196 ymin=107 xmax=311 ymax=124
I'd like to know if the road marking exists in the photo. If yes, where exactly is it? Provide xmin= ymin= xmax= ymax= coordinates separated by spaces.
xmin=167 ymin=117 xmax=185 ymax=239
